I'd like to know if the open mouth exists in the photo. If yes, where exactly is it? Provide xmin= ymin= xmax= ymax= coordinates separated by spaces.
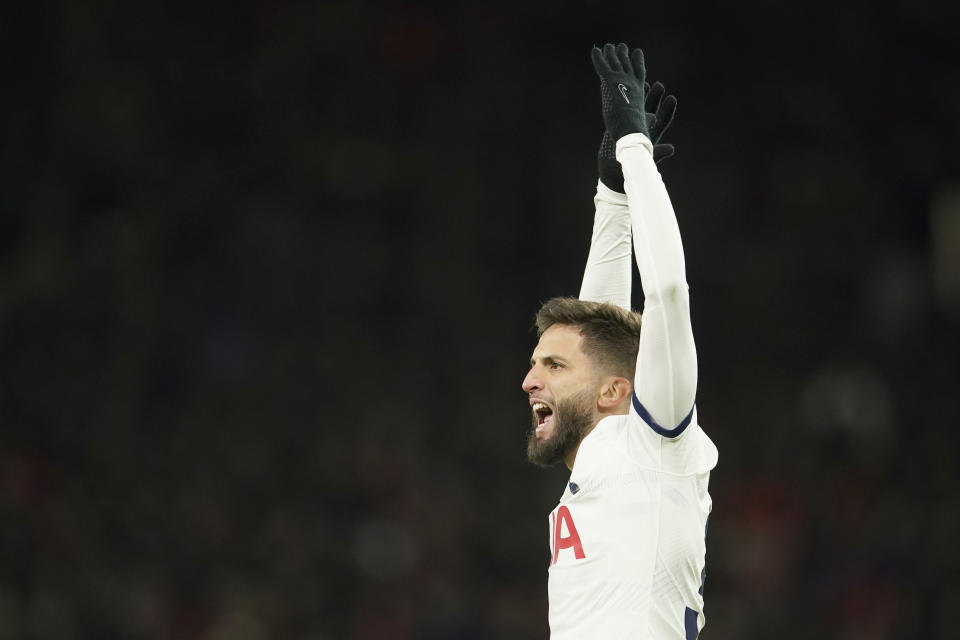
xmin=532 ymin=402 xmax=554 ymax=435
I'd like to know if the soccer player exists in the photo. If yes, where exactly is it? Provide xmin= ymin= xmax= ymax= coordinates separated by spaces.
xmin=522 ymin=44 xmax=718 ymax=639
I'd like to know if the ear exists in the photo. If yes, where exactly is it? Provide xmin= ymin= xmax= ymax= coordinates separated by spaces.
xmin=597 ymin=375 xmax=632 ymax=409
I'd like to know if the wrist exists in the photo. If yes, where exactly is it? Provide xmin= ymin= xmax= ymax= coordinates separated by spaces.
xmin=598 ymin=158 xmax=625 ymax=193
xmin=595 ymin=180 xmax=629 ymax=205
xmin=614 ymin=132 xmax=654 ymax=161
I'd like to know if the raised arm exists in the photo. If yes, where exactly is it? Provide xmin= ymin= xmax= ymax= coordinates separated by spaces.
xmin=621 ymin=134 xmax=697 ymax=433
xmin=578 ymin=182 xmax=632 ymax=308
xmin=592 ymin=44 xmax=696 ymax=434
xmin=580 ymin=82 xmax=678 ymax=310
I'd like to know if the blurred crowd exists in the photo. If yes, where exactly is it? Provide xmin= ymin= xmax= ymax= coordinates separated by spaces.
xmin=2 ymin=1 xmax=959 ymax=638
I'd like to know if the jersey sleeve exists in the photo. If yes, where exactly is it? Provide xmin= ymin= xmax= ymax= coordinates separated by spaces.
xmin=578 ymin=181 xmax=632 ymax=310
xmin=617 ymin=133 xmax=698 ymax=439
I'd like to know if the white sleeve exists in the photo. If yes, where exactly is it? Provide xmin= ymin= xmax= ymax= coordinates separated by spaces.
xmin=617 ymin=133 xmax=697 ymax=437
xmin=578 ymin=181 xmax=632 ymax=309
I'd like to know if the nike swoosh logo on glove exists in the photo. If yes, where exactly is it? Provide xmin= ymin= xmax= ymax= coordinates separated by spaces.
xmin=617 ymin=83 xmax=630 ymax=104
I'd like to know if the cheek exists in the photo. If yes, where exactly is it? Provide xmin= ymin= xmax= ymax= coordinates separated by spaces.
xmin=562 ymin=377 xmax=599 ymax=406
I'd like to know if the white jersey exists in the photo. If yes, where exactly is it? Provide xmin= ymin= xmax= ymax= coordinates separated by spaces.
xmin=549 ymin=131 xmax=718 ymax=638
xmin=547 ymin=408 xmax=717 ymax=639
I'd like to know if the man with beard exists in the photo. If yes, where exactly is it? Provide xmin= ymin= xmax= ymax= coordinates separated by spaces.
xmin=521 ymin=44 xmax=718 ymax=639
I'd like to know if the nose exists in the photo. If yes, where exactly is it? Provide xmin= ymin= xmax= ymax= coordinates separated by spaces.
xmin=522 ymin=367 xmax=541 ymax=394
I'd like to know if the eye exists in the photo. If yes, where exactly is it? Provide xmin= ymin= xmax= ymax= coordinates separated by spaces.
xmin=549 ymin=361 xmax=564 ymax=370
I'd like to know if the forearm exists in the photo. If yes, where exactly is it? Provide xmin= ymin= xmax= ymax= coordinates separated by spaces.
xmin=579 ymin=181 xmax=632 ymax=309
xmin=618 ymin=133 xmax=697 ymax=430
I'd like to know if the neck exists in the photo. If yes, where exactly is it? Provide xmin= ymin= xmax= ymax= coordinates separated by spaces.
xmin=565 ymin=437 xmax=588 ymax=470
xmin=565 ymin=398 xmax=631 ymax=469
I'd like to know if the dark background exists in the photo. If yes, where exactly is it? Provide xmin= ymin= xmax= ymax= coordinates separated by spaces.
xmin=3 ymin=1 xmax=960 ymax=638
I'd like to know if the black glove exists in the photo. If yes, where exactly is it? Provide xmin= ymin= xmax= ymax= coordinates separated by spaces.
xmin=598 ymin=75 xmax=678 ymax=191
xmin=646 ymin=81 xmax=677 ymax=163
xmin=592 ymin=43 xmax=648 ymax=144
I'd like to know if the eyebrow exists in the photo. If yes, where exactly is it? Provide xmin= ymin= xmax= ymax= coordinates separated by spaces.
xmin=530 ymin=354 xmax=566 ymax=366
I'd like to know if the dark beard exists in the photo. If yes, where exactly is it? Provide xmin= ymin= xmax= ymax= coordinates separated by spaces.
xmin=526 ymin=389 xmax=596 ymax=468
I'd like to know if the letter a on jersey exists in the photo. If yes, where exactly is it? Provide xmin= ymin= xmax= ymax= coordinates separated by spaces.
xmin=552 ymin=505 xmax=586 ymax=564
